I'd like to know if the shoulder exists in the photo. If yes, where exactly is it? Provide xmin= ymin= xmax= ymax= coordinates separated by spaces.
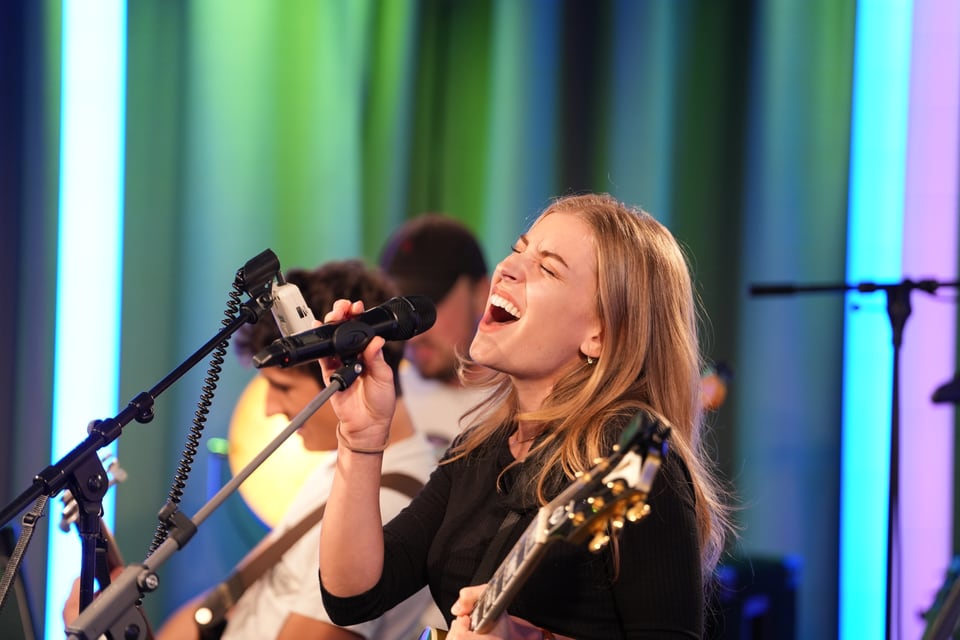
xmin=650 ymin=449 xmax=697 ymax=518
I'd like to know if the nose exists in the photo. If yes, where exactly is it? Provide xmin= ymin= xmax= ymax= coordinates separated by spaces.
xmin=495 ymin=252 xmax=524 ymax=282
xmin=264 ymin=387 xmax=283 ymax=418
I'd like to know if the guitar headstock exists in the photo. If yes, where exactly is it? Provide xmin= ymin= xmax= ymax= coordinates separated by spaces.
xmin=542 ymin=410 xmax=670 ymax=552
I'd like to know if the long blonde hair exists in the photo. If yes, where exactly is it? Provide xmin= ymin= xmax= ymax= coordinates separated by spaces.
xmin=449 ymin=193 xmax=731 ymax=576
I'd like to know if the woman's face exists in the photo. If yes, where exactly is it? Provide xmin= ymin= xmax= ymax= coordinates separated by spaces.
xmin=469 ymin=211 xmax=602 ymax=401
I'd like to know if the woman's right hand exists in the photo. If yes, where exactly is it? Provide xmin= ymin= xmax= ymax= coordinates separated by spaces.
xmin=447 ymin=586 xmax=567 ymax=639
xmin=317 ymin=299 xmax=397 ymax=451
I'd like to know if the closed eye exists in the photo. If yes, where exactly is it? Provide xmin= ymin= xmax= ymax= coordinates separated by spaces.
xmin=512 ymin=235 xmax=563 ymax=278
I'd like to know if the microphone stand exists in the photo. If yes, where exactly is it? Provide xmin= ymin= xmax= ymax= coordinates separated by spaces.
xmin=749 ymin=277 xmax=959 ymax=640
xmin=65 ymin=358 xmax=365 ymax=640
xmin=0 ymin=249 xmax=281 ymax=616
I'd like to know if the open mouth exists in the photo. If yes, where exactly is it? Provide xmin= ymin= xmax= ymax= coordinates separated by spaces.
xmin=489 ymin=293 xmax=520 ymax=324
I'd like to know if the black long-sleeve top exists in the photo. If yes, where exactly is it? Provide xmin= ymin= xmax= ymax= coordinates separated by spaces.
xmin=320 ymin=428 xmax=703 ymax=639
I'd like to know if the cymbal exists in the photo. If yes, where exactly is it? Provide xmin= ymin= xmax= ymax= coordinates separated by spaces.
xmin=227 ymin=375 xmax=329 ymax=528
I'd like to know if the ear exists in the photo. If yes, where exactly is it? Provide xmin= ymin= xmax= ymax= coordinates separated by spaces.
xmin=579 ymin=320 xmax=603 ymax=360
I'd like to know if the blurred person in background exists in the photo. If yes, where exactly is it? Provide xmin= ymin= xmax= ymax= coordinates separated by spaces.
xmin=379 ymin=214 xmax=491 ymax=454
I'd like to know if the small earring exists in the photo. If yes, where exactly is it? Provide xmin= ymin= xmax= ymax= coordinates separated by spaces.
xmin=586 ymin=355 xmax=596 ymax=365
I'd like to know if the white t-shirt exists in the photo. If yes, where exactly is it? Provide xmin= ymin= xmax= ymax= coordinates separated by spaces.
xmin=221 ymin=435 xmax=436 ymax=640
xmin=399 ymin=364 xmax=489 ymax=457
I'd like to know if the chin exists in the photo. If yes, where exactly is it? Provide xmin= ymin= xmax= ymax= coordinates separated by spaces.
xmin=468 ymin=335 xmax=503 ymax=367
xmin=297 ymin=433 xmax=315 ymax=451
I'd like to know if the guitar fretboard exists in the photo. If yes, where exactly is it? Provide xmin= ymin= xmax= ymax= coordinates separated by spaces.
xmin=471 ymin=509 xmax=551 ymax=631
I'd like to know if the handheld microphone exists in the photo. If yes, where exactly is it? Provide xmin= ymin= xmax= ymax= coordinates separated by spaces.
xmin=252 ymin=295 xmax=436 ymax=368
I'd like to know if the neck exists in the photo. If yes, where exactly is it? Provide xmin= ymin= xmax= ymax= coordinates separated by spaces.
xmin=513 ymin=421 xmax=541 ymax=442
xmin=510 ymin=420 xmax=543 ymax=459
xmin=512 ymin=379 xmax=553 ymax=416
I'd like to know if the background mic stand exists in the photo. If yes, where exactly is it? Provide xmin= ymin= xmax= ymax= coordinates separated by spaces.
xmin=0 ymin=248 xmax=282 ymax=615
xmin=66 ymin=357 xmax=364 ymax=640
xmin=750 ymin=277 xmax=959 ymax=640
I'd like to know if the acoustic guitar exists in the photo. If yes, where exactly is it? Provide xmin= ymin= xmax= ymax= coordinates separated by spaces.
xmin=418 ymin=410 xmax=671 ymax=640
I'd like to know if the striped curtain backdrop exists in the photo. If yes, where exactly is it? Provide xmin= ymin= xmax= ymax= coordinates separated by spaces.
xmin=1 ymin=2 xmax=956 ymax=639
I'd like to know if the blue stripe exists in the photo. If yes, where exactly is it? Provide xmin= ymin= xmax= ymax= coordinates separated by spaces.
xmin=46 ymin=1 xmax=127 ymax=637
xmin=841 ymin=1 xmax=912 ymax=637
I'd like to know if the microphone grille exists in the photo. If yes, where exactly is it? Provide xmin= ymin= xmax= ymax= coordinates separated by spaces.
xmin=387 ymin=295 xmax=436 ymax=339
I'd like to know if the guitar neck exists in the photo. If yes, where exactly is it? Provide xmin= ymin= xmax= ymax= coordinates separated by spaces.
xmin=416 ymin=519 xmax=552 ymax=640
xmin=470 ymin=508 xmax=553 ymax=634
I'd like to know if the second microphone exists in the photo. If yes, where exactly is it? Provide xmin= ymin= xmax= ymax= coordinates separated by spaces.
xmin=252 ymin=295 xmax=436 ymax=369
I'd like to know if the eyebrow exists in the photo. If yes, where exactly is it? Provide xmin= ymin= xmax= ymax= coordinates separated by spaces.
xmin=518 ymin=233 xmax=570 ymax=269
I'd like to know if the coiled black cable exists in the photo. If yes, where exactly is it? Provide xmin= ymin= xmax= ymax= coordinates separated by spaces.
xmin=147 ymin=271 xmax=245 ymax=555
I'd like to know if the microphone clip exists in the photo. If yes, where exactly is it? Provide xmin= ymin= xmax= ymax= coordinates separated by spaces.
xmin=330 ymin=357 xmax=365 ymax=390
xmin=238 ymin=249 xmax=282 ymax=306
xmin=271 ymin=280 xmax=316 ymax=337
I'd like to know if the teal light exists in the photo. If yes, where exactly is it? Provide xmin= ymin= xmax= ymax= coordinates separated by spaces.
xmin=45 ymin=1 xmax=126 ymax=638
xmin=841 ymin=1 xmax=911 ymax=637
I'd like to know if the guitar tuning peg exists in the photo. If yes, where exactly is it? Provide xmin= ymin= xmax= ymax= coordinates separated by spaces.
xmin=626 ymin=503 xmax=651 ymax=522
xmin=588 ymin=530 xmax=611 ymax=552
xmin=609 ymin=516 xmax=625 ymax=530
xmin=587 ymin=496 xmax=606 ymax=511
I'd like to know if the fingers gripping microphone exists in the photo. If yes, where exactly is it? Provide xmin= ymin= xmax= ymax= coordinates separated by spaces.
xmin=252 ymin=295 xmax=436 ymax=368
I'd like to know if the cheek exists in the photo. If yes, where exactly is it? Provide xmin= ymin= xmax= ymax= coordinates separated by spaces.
xmin=536 ymin=305 xmax=595 ymax=350
xmin=289 ymin=386 xmax=317 ymax=412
